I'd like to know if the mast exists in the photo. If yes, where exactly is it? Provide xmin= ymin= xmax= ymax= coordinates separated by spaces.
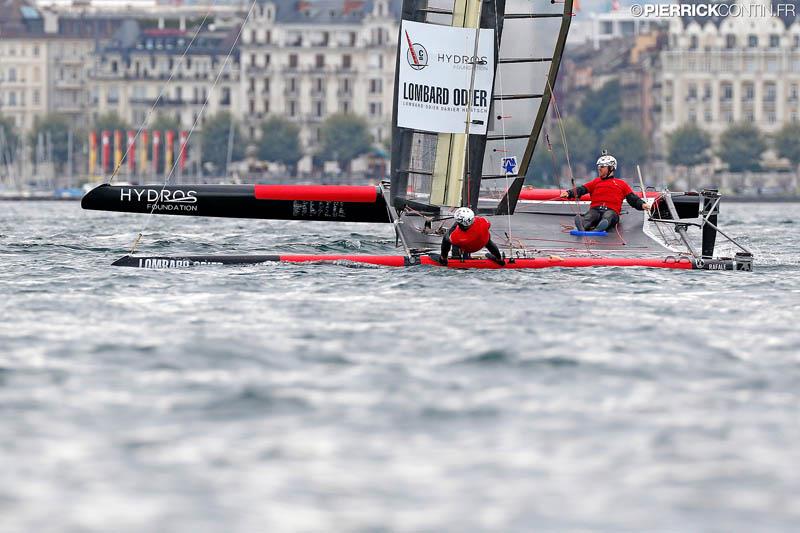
xmin=465 ymin=0 xmax=505 ymax=210
xmin=428 ymin=0 xmax=483 ymax=208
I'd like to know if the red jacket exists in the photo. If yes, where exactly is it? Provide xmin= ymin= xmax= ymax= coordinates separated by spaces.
xmin=582 ymin=176 xmax=634 ymax=214
xmin=450 ymin=216 xmax=491 ymax=253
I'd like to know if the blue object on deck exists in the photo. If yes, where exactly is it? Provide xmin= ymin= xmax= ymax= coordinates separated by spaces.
xmin=570 ymin=230 xmax=608 ymax=237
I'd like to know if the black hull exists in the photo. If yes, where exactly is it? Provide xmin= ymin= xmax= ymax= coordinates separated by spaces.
xmin=82 ymin=184 xmax=390 ymax=223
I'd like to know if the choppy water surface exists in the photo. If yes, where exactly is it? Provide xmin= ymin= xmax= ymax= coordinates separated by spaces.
xmin=1 ymin=201 xmax=799 ymax=532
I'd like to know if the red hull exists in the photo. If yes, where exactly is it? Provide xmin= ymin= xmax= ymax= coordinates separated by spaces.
xmin=274 ymin=254 xmax=695 ymax=270
xmin=279 ymin=254 xmax=407 ymax=267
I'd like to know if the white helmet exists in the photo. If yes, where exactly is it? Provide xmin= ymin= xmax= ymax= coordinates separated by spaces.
xmin=454 ymin=207 xmax=475 ymax=227
xmin=596 ymin=153 xmax=617 ymax=170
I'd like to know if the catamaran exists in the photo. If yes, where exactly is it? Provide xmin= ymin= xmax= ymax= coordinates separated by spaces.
xmin=81 ymin=0 xmax=753 ymax=271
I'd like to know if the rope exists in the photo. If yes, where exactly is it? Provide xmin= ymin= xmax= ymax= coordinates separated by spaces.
xmin=545 ymin=131 xmax=563 ymax=191
xmin=108 ymin=6 xmax=218 ymax=185
xmin=614 ymin=223 xmax=627 ymax=246
xmin=517 ymin=193 xmax=564 ymax=206
xmin=129 ymin=0 xmax=259 ymax=254
xmin=546 ymin=75 xmax=595 ymax=256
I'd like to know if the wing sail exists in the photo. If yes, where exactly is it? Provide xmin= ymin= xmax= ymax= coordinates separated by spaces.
xmin=390 ymin=0 xmax=497 ymax=211
xmin=481 ymin=0 xmax=574 ymax=214
xmin=390 ymin=0 xmax=573 ymax=215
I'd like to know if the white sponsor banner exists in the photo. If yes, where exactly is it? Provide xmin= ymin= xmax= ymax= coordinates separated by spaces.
xmin=397 ymin=20 xmax=495 ymax=135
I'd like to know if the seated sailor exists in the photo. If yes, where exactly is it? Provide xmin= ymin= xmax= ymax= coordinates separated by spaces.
xmin=439 ymin=207 xmax=505 ymax=266
xmin=559 ymin=152 xmax=650 ymax=232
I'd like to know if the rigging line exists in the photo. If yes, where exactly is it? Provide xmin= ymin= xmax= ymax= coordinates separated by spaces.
xmin=545 ymin=131 xmax=562 ymax=190
xmin=546 ymin=76 xmax=577 ymax=205
xmin=107 ymin=4 xmax=218 ymax=185
xmin=614 ymin=224 xmax=627 ymax=246
xmin=128 ymin=0 xmax=259 ymax=255
xmin=492 ymin=0 xmax=513 ymax=258
xmin=518 ymin=193 xmax=565 ymax=205
xmin=462 ymin=5 xmax=485 ymax=212
xmin=546 ymin=74 xmax=592 ymax=253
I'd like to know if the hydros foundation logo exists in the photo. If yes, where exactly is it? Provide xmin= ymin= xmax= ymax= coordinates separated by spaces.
xmin=119 ymin=188 xmax=199 ymax=212
xmin=405 ymin=30 xmax=428 ymax=70
xmin=120 ymin=188 xmax=198 ymax=204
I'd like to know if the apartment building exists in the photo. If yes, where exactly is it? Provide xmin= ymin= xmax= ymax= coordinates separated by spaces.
xmin=91 ymin=22 xmax=241 ymax=129
xmin=582 ymin=10 xmax=665 ymax=50
xmin=660 ymin=2 xmax=800 ymax=139
xmin=239 ymin=0 xmax=398 ymax=150
xmin=0 ymin=3 xmax=52 ymax=132
xmin=0 ymin=0 xmax=130 ymax=132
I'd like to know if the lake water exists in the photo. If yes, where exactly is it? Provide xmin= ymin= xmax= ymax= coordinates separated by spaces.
xmin=1 ymin=201 xmax=799 ymax=532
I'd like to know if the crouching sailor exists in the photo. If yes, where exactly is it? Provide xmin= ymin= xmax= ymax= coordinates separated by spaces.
xmin=439 ymin=207 xmax=505 ymax=266
xmin=559 ymin=152 xmax=650 ymax=232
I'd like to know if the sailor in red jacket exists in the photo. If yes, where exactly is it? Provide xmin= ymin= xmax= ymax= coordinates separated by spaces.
xmin=560 ymin=153 xmax=650 ymax=231
xmin=438 ymin=207 xmax=505 ymax=266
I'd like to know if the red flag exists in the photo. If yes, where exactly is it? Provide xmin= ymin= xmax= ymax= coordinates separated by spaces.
xmin=165 ymin=130 xmax=175 ymax=173
xmin=127 ymin=130 xmax=136 ymax=173
xmin=179 ymin=131 xmax=189 ymax=172
xmin=113 ymin=130 xmax=123 ymax=170
xmin=140 ymin=130 xmax=148 ymax=175
xmin=101 ymin=130 xmax=110 ymax=173
xmin=152 ymin=130 xmax=161 ymax=174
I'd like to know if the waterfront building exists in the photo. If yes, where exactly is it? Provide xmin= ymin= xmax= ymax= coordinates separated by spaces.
xmin=238 ymin=0 xmax=398 ymax=153
xmin=1 ymin=0 xmax=131 ymax=132
xmin=558 ymin=31 xmax=666 ymax=151
xmin=91 ymin=22 xmax=241 ymax=130
xmin=660 ymin=0 xmax=800 ymax=140
xmin=582 ymin=10 xmax=665 ymax=50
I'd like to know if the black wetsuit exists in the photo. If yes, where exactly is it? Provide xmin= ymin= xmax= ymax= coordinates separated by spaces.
xmin=440 ymin=224 xmax=504 ymax=265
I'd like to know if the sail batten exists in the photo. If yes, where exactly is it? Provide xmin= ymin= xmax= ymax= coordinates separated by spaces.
xmin=498 ymin=57 xmax=553 ymax=64
xmin=493 ymin=94 xmax=545 ymax=100
xmin=504 ymin=13 xmax=565 ymax=19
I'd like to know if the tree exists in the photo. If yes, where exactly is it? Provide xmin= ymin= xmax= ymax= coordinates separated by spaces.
xmin=603 ymin=122 xmax=649 ymax=176
xmin=318 ymin=113 xmax=372 ymax=172
xmin=150 ymin=113 xmax=181 ymax=133
xmin=717 ymin=123 xmax=766 ymax=173
xmin=577 ymin=80 xmax=621 ymax=132
xmin=774 ymin=122 xmax=800 ymax=165
xmin=257 ymin=116 xmax=302 ymax=174
xmin=200 ymin=112 xmax=244 ymax=175
xmin=667 ymin=124 xmax=712 ymax=167
xmin=381 ymin=122 xmax=392 ymax=153
xmin=527 ymin=119 xmax=597 ymax=185
xmin=94 ymin=111 xmax=130 ymax=132
xmin=774 ymin=122 xmax=800 ymax=183
xmin=0 ymin=115 xmax=19 ymax=164
xmin=29 ymin=114 xmax=76 ymax=169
